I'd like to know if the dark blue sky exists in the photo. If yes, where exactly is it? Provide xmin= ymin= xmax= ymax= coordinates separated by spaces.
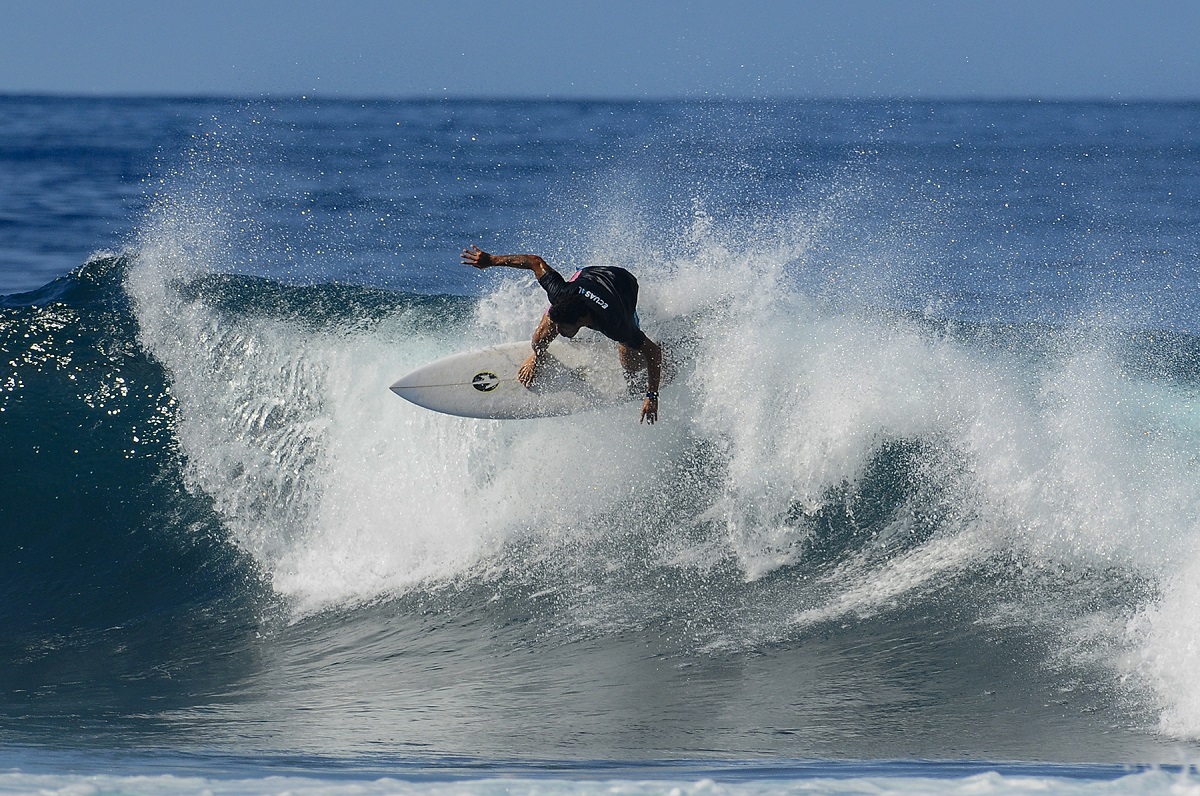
xmin=2 ymin=0 xmax=1197 ymax=99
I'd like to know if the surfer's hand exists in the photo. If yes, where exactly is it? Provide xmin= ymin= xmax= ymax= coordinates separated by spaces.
xmin=461 ymin=245 xmax=492 ymax=269
xmin=518 ymin=353 xmax=538 ymax=387
xmin=641 ymin=397 xmax=658 ymax=425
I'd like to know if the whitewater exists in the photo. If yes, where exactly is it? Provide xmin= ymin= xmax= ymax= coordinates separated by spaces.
xmin=3 ymin=96 xmax=1200 ymax=793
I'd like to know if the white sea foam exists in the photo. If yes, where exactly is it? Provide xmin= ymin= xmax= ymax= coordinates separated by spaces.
xmin=1 ymin=768 xmax=1198 ymax=796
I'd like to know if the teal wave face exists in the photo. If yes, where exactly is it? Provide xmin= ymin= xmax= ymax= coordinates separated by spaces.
xmin=0 ymin=257 xmax=256 ymax=631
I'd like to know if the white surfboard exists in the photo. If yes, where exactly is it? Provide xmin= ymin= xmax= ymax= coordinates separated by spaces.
xmin=390 ymin=339 xmax=653 ymax=419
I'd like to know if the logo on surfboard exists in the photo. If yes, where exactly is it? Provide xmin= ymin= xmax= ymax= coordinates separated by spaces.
xmin=472 ymin=371 xmax=500 ymax=392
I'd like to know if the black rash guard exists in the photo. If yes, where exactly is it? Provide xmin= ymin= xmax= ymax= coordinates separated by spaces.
xmin=538 ymin=265 xmax=647 ymax=349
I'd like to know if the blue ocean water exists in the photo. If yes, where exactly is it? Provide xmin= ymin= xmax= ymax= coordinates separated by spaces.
xmin=4 ymin=96 xmax=1200 ymax=794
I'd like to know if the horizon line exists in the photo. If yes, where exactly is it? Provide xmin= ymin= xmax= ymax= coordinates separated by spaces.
xmin=1 ymin=90 xmax=1198 ymax=105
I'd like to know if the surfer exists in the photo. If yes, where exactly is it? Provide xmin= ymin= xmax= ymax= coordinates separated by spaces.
xmin=461 ymin=245 xmax=663 ymax=424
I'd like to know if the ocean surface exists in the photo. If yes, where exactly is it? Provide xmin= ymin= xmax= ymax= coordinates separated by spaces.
xmin=4 ymin=95 xmax=1200 ymax=794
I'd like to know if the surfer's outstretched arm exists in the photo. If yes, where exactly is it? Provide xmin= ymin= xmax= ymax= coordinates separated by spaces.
xmin=461 ymin=246 xmax=554 ymax=280
xmin=518 ymin=313 xmax=558 ymax=387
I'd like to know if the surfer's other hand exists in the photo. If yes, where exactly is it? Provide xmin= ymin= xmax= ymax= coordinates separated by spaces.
xmin=640 ymin=397 xmax=658 ymax=425
xmin=517 ymin=353 xmax=537 ymax=387
xmin=461 ymin=245 xmax=491 ymax=269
